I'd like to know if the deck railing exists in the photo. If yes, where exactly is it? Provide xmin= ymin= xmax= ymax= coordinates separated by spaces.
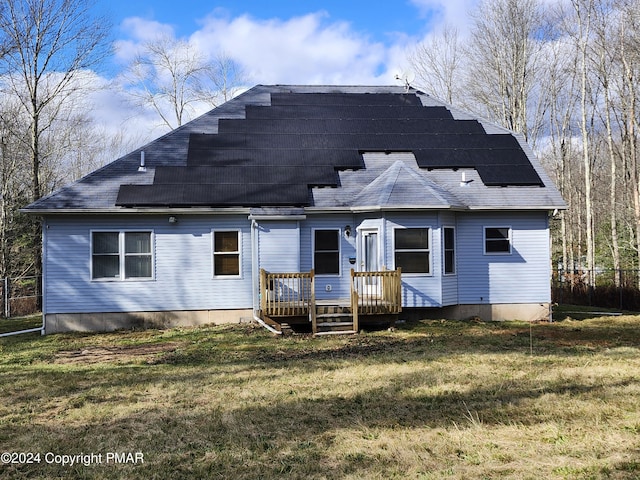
xmin=260 ymin=269 xmax=315 ymax=318
xmin=350 ymin=268 xmax=402 ymax=316
xmin=259 ymin=267 xmax=401 ymax=334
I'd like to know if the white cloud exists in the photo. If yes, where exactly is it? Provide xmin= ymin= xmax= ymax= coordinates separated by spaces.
xmin=114 ymin=12 xmax=408 ymax=87
xmin=114 ymin=17 xmax=176 ymax=64
xmin=190 ymin=12 xmax=394 ymax=85
xmin=408 ymin=0 xmax=478 ymax=34
xmin=102 ymin=6 xmax=456 ymax=149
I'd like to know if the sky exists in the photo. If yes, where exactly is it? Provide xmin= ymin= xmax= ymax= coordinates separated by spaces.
xmin=88 ymin=0 xmax=478 ymax=148
xmin=101 ymin=0 xmax=478 ymax=81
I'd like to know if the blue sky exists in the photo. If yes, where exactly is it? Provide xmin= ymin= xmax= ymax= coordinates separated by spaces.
xmin=105 ymin=0 xmax=436 ymax=42
xmin=100 ymin=0 xmax=476 ymax=84
xmin=86 ymin=0 xmax=477 ymax=146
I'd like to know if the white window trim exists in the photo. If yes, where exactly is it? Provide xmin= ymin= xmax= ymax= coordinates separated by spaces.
xmin=312 ymin=228 xmax=341 ymax=277
xmin=483 ymin=226 xmax=512 ymax=255
xmin=212 ymin=229 xmax=242 ymax=279
xmin=443 ymin=226 xmax=456 ymax=276
xmin=90 ymin=230 xmax=155 ymax=282
xmin=392 ymin=226 xmax=432 ymax=276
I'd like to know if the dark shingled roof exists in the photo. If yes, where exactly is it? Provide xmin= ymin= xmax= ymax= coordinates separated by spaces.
xmin=23 ymin=85 xmax=565 ymax=213
xmin=114 ymin=89 xmax=544 ymax=208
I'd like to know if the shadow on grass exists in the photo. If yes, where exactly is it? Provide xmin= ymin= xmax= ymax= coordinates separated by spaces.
xmin=2 ymin=315 xmax=640 ymax=371
xmin=2 ymin=364 xmax=639 ymax=479
xmin=2 ymin=318 xmax=640 ymax=478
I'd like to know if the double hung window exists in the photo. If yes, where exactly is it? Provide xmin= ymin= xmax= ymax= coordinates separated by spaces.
xmin=484 ymin=227 xmax=511 ymax=254
xmin=314 ymin=229 xmax=340 ymax=275
xmin=213 ymin=230 xmax=241 ymax=277
xmin=394 ymin=228 xmax=430 ymax=274
xmin=443 ymin=227 xmax=456 ymax=275
xmin=92 ymin=231 xmax=153 ymax=280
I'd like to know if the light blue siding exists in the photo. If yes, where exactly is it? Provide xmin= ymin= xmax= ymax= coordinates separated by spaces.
xmin=456 ymin=212 xmax=550 ymax=304
xmin=257 ymin=221 xmax=300 ymax=272
xmin=383 ymin=213 xmax=442 ymax=307
xmin=440 ymin=212 xmax=459 ymax=306
xmin=44 ymin=215 xmax=253 ymax=314
xmin=43 ymin=210 xmax=551 ymax=316
xmin=300 ymin=215 xmax=356 ymax=300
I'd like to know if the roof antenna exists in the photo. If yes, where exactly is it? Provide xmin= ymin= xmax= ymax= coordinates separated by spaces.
xmin=138 ymin=151 xmax=147 ymax=172
xmin=395 ymin=70 xmax=415 ymax=93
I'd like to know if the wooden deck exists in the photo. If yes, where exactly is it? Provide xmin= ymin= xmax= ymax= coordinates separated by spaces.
xmin=259 ymin=268 xmax=401 ymax=335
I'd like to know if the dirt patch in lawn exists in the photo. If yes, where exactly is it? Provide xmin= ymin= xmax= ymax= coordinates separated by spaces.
xmin=54 ymin=342 xmax=184 ymax=365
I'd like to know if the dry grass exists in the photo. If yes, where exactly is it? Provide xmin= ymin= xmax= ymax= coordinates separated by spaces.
xmin=0 ymin=312 xmax=639 ymax=479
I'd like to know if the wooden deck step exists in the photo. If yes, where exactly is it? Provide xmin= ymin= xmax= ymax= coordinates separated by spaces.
xmin=316 ymin=321 xmax=354 ymax=328
xmin=316 ymin=312 xmax=352 ymax=319
xmin=315 ymin=330 xmax=358 ymax=336
xmin=314 ymin=310 xmax=356 ymax=335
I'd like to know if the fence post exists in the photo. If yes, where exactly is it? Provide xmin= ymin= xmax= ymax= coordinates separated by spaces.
xmin=619 ymin=269 xmax=623 ymax=310
xmin=4 ymin=277 xmax=8 ymax=318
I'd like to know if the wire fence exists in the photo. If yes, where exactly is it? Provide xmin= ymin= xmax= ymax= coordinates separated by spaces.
xmin=552 ymin=269 xmax=640 ymax=311
xmin=0 ymin=275 xmax=41 ymax=319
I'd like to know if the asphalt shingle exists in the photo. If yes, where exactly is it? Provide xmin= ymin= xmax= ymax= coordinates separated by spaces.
xmin=23 ymin=85 xmax=566 ymax=213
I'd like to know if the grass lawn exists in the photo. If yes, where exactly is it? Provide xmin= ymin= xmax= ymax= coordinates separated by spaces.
xmin=0 ymin=315 xmax=43 ymax=335
xmin=0 ymin=312 xmax=639 ymax=479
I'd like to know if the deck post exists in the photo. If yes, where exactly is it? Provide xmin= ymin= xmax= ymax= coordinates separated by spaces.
xmin=310 ymin=269 xmax=316 ymax=334
xmin=395 ymin=267 xmax=402 ymax=312
xmin=259 ymin=268 xmax=267 ymax=315
xmin=351 ymin=269 xmax=359 ymax=332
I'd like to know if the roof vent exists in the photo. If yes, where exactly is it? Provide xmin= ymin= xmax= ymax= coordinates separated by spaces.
xmin=459 ymin=171 xmax=473 ymax=187
xmin=138 ymin=151 xmax=147 ymax=172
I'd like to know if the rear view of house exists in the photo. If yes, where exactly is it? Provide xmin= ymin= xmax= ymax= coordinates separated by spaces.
xmin=24 ymin=85 xmax=565 ymax=334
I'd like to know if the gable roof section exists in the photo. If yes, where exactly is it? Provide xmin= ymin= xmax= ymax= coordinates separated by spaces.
xmin=24 ymin=85 xmax=566 ymax=213
xmin=352 ymin=160 xmax=459 ymax=209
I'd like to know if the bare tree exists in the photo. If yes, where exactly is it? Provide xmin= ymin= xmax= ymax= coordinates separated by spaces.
xmin=0 ymin=0 xmax=110 ymax=202
xmin=125 ymin=37 xmax=248 ymax=130
xmin=591 ymin=0 xmax=624 ymax=281
xmin=409 ymin=24 xmax=464 ymax=105
xmin=466 ymin=0 xmax=548 ymax=143
xmin=0 ymin=100 xmax=30 ymax=279
xmin=126 ymin=35 xmax=211 ymax=130
xmin=618 ymin=0 xmax=640 ymax=278
xmin=0 ymin=0 xmax=110 ymax=297
xmin=542 ymin=32 xmax=580 ymax=276
xmin=209 ymin=51 xmax=248 ymax=104
xmin=565 ymin=0 xmax=597 ymax=285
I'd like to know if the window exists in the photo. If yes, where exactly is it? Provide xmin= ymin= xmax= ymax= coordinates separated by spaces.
xmin=213 ymin=230 xmax=240 ymax=276
xmin=394 ymin=228 xmax=430 ymax=274
xmin=314 ymin=229 xmax=340 ymax=275
xmin=92 ymin=231 xmax=153 ymax=280
xmin=443 ymin=227 xmax=456 ymax=275
xmin=484 ymin=227 xmax=511 ymax=254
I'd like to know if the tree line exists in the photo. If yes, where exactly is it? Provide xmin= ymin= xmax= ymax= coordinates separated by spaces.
xmin=410 ymin=0 xmax=640 ymax=286
xmin=0 ymin=0 xmax=246 ymax=290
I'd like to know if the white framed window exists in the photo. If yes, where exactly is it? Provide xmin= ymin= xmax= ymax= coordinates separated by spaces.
xmin=92 ymin=231 xmax=153 ymax=280
xmin=394 ymin=227 xmax=431 ymax=274
xmin=213 ymin=230 xmax=241 ymax=277
xmin=443 ymin=226 xmax=456 ymax=275
xmin=313 ymin=228 xmax=340 ymax=275
xmin=484 ymin=227 xmax=511 ymax=254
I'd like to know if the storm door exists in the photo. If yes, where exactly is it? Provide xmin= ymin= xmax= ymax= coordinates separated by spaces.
xmin=360 ymin=229 xmax=380 ymax=296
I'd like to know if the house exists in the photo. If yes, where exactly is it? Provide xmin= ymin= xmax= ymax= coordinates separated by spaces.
xmin=24 ymin=85 xmax=566 ymax=334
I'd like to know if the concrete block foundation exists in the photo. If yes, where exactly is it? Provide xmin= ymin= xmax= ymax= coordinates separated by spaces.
xmin=44 ymin=309 xmax=253 ymax=334
xmin=401 ymin=303 xmax=551 ymax=322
